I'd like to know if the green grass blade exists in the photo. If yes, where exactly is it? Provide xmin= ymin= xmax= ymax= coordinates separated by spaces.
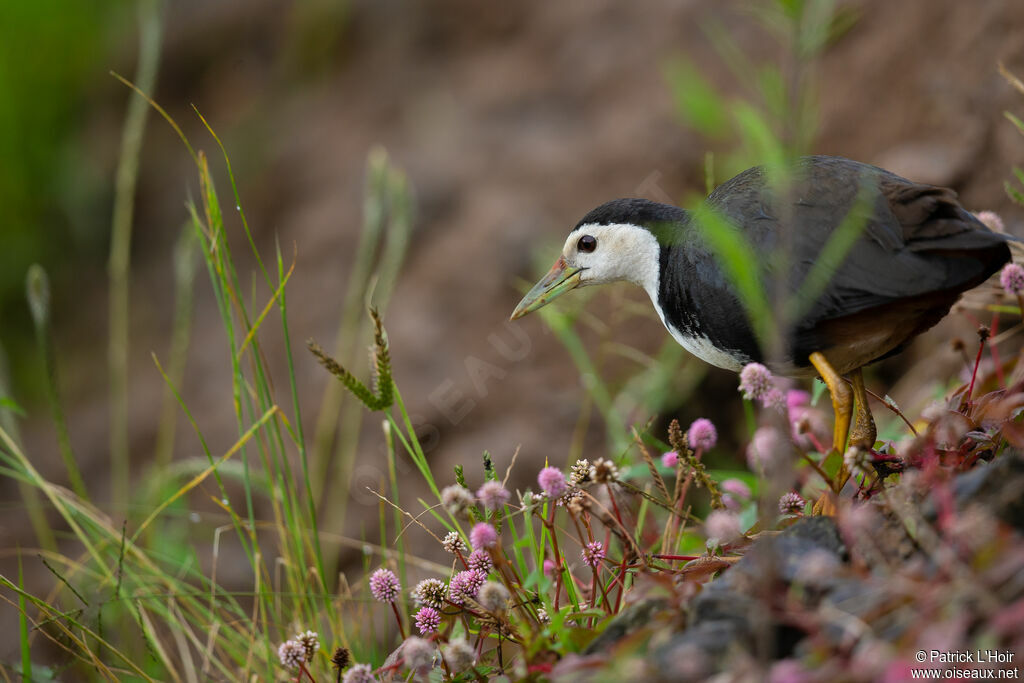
xmin=108 ymin=0 xmax=163 ymax=511
xmin=26 ymin=265 xmax=87 ymax=499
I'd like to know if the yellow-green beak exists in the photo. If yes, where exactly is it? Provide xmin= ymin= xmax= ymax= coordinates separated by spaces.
xmin=510 ymin=257 xmax=585 ymax=320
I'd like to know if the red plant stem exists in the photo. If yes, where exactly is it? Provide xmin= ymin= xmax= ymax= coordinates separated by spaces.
xmin=967 ymin=333 xmax=988 ymax=406
xmin=670 ymin=446 xmax=705 ymax=540
xmin=567 ymin=508 xmax=589 ymax=548
xmin=593 ymin=567 xmax=613 ymax=613
xmin=494 ymin=548 xmax=534 ymax=626
xmin=600 ymin=558 xmax=629 ymax=593
xmin=651 ymin=553 xmax=700 ymax=561
xmin=454 ymin=548 xmax=469 ymax=570
xmin=801 ymin=451 xmax=834 ymax=489
xmin=545 ymin=504 xmax=565 ymax=611
xmin=390 ymin=601 xmax=407 ymax=639
xmin=605 ymin=483 xmax=624 ymax=529
xmin=297 ymin=663 xmax=317 ymax=683
xmin=805 ymin=432 xmax=829 ymax=455
xmin=613 ymin=552 xmax=629 ymax=612
xmin=864 ymin=387 xmax=918 ymax=436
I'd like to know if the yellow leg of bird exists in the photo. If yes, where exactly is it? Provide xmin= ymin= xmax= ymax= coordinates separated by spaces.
xmin=808 ymin=352 xmax=853 ymax=457
xmin=848 ymin=369 xmax=876 ymax=449
xmin=830 ymin=368 xmax=876 ymax=495
xmin=808 ymin=352 xmax=852 ymax=513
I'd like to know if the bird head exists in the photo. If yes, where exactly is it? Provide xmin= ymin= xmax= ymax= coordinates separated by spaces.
xmin=510 ymin=199 xmax=677 ymax=320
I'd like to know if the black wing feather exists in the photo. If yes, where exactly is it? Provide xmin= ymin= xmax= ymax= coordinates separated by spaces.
xmin=710 ymin=156 xmax=1012 ymax=329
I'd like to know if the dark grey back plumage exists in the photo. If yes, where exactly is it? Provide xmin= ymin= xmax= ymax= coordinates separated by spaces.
xmin=576 ymin=156 xmax=1013 ymax=370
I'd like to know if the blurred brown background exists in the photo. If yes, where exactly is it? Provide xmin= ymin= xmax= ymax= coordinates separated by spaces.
xmin=3 ymin=0 xmax=1024 ymax=595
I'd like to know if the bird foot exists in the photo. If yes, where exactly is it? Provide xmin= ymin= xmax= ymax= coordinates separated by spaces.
xmin=849 ymin=401 xmax=876 ymax=449
xmin=812 ymin=490 xmax=838 ymax=516
xmin=849 ymin=369 xmax=877 ymax=449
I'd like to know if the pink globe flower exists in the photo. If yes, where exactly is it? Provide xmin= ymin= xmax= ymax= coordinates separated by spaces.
xmin=720 ymin=478 xmax=751 ymax=510
xmin=778 ymin=491 xmax=807 ymax=516
xmin=414 ymin=606 xmax=441 ymax=635
xmin=448 ymin=569 xmax=485 ymax=605
xmin=1000 ymin=263 xmax=1024 ymax=294
xmin=278 ymin=640 xmax=306 ymax=669
xmin=581 ymin=541 xmax=605 ymax=568
xmin=786 ymin=389 xmax=810 ymax=413
xmin=467 ymin=549 xmax=493 ymax=574
xmin=761 ymin=387 xmax=786 ymax=412
xmin=369 ymin=568 xmax=401 ymax=603
xmin=476 ymin=481 xmax=511 ymax=511
xmin=739 ymin=363 xmax=773 ymax=401
xmin=469 ymin=522 xmax=498 ymax=550
xmin=705 ymin=510 xmax=742 ymax=544
xmin=976 ymin=210 xmax=1005 ymax=232
xmin=661 ymin=451 xmax=679 ymax=468
xmin=747 ymin=426 xmax=785 ymax=472
xmin=720 ymin=478 xmax=751 ymax=499
xmin=538 ymin=466 xmax=568 ymax=498
xmin=687 ymin=418 xmax=718 ymax=451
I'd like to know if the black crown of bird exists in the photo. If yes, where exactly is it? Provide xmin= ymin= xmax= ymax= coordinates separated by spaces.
xmin=511 ymin=155 xmax=1017 ymax=491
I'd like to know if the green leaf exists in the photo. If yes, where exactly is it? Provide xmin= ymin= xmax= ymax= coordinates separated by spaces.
xmin=731 ymin=103 xmax=786 ymax=172
xmin=688 ymin=199 xmax=776 ymax=347
xmin=811 ymin=377 xmax=827 ymax=405
xmin=664 ymin=59 xmax=730 ymax=138
xmin=1006 ymin=179 xmax=1024 ymax=206
xmin=1005 ymin=111 xmax=1024 ymax=136
xmin=0 ymin=397 xmax=25 ymax=417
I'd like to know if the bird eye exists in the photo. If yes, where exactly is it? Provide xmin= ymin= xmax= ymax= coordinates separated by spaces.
xmin=577 ymin=235 xmax=597 ymax=253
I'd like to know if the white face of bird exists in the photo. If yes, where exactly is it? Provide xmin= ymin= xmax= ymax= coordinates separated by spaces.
xmin=510 ymin=222 xmax=661 ymax=320
xmin=562 ymin=223 xmax=660 ymax=292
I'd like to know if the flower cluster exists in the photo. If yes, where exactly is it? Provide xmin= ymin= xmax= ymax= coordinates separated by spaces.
xmin=278 ymin=640 xmax=307 ymax=670
xmin=403 ymin=637 xmax=434 ymax=671
xmin=414 ymin=606 xmax=441 ymax=635
xmin=467 ymin=548 xmax=493 ymax=574
xmin=976 ymin=210 xmax=1005 ymax=232
xmin=569 ymin=458 xmax=592 ymax=486
xmin=477 ymin=581 xmax=511 ymax=612
xmin=442 ymin=531 xmax=467 ymax=555
xmin=277 ymin=631 xmax=321 ymax=670
xmin=412 ymin=578 xmax=447 ymax=608
xmin=739 ymin=363 xmax=787 ymax=412
xmin=470 ymin=522 xmax=498 ymax=550
xmin=721 ymin=478 xmax=752 ymax=511
xmin=443 ymin=637 xmax=476 ymax=672
xmin=739 ymin=362 xmax=773 ymax=401
xmin=538 ymin=466 xmax=568 ymax=498
xmin=589 ymin=458 xmax=619 ymax=483
xmin=448 ymin=569 xmax=485 ymax=605
xmin=582 ymin=541 xmax=605 ymax=568
xmin=747 ymin=426 xmax=785 ymax=473
xmin=779 ymin=491 xmax=807 ymax=516
xmin=688 ymin=418 xmax=718 ymax=451
xmin=369 ymin=568 xmax=401 ymax=603
xmin=1000 ymin=262 xmax=1024 ymax=294
xmin=440 ymin=484 xmax=474 ymax=515
xmin=476 ymin=480 xmax=510 ymax=510
xmin=705 ymin=510 xmax=742 ymax=544
xmin=342 ymin=663 xmax=375 ymax=683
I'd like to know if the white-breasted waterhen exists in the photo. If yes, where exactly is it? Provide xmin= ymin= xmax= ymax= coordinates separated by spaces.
xmin=510 ymin=155 xmax=1014 ymax=462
